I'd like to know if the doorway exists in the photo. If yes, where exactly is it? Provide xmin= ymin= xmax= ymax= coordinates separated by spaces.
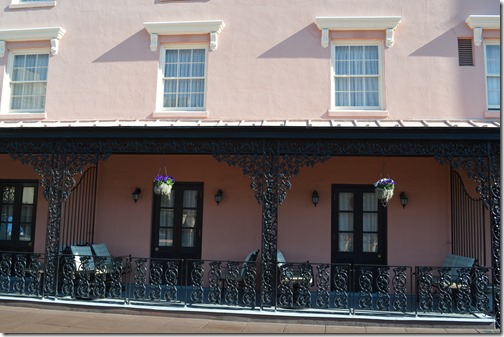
xmin=331 ymin=184 xmax=387 ymax=266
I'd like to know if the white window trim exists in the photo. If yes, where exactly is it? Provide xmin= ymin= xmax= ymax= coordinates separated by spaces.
xmin=315 ymin=16 xmax=402 ymax=48
xmin=483 ymin=40 xmax=500 ymax=113
xmin=328 ymin=40 xmax=387 ymax=116
xmin=1 ymin=48 xmax=50 ymax=116
xmin=0 ymin=27 xmax=66 ymax=57
xmin=9 ymin=0 xmax=56 ymax=9
xmin=465 ymin=15 xmax=500 ymax=47
xmin=153 ymin=44 xmax=209 ymax=117
xmin=143 ymin=20 xmax=225 ymax=52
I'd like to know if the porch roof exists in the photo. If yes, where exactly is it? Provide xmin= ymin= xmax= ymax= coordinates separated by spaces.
xmin=0 ymin=118 xmax=499 ymax=141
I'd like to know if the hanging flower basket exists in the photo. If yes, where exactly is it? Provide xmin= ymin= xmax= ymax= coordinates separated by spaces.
xmin=374 ymin=178 xmax=395 ymax=207
xmin=154 ymin=175 xmax=176 ymax=196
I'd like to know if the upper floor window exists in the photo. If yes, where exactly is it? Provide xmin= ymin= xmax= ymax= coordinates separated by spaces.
xmin=485 ymin=42 xmax=500 ymax=110
xmin=332 ymin=42 xmax=382 ymax=110
xmin=158 ymin=46 xmax=207 ymax=111
xmin=9 ymin=52 xmax=49 ymax=112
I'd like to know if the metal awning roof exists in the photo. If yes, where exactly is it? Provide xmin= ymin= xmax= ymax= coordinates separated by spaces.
xmin=0 ymin=118 xmax=499 ymax=129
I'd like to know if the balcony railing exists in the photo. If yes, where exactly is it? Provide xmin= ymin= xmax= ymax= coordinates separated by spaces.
xmin=0 ymin=251 xmax=495 ymax=319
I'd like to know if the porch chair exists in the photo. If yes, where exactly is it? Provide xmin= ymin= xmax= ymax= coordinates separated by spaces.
xmin=221 ymin=249 xmax=260 ymax=284
xmin=70 ymin=245 xmax=96 ymax=274
xmin=276 ymin=250 xmax=314 ymax=287
xmin=91 ymin=243 xmax=130 ymax=274
xmin=436 ymin=254 xmax=476 ymax=289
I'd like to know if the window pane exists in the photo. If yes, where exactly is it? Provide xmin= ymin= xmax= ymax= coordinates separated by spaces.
xmin=183 ymin=190 xmax=198 ymax=208
xmin=363 ymin=213 xmax=378 ymax=232
xmin=486 ymin=45 xmax=500 ymax=74
xmin=339 ymin=233 xmax=353 ymax=252
xmin=1 ymin=205 xmax=14 ymax=222
xmin=363 ymin=233 xmax=378 ymax=252
xmin=20 ymin=205 xmax=33 ymax=223
xmin=487 ymin=77 xmax=500 ymax=106
xmin=2 ymin=187 xmax=15 ymax=203
xmin=19 ymin=224 xmax=31 ymax=241
xmin=162 ymin=48 xmax=206 ymax=109
xmin=160 ymin=209 xmax=174 ymax=227
xmin=10 ymin=53 xmax=49 ymax=111
xmin=339 ymin=192 xmax=354 ymax=211
xmin=181 ymin=229 xmax=195 ymax=247
xmin=338 ymin=213 xmax=354 ymax=231
xmin=159 ymin=228 xmax=173 ymax=247
xmin=363 ymin=193 xmax=377 ymax=211
xmin=182 ymin=209 xmax=197 ymax=228
xmin=160 ymin=189 xmax=175 ymax=206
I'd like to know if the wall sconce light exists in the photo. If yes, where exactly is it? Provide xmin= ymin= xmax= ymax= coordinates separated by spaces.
xmin=214 ymin=189 xmax=223 ymax=205
xmin=400 ymin=192 xmax=408 ymax=209
xmin=312 ymin=191 xmax=320 ymax=207
xmin=132 ymin=188 xmax=141 ymax=203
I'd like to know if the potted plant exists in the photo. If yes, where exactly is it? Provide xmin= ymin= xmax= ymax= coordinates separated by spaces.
xmin=154 ymin=175 xmax=176 ymax=196
xmin=374 ymin=177 xmax=395 ymax=206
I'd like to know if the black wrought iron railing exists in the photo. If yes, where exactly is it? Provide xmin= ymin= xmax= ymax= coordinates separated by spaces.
xmin=0 ymin=251 xmax=495 ymax=319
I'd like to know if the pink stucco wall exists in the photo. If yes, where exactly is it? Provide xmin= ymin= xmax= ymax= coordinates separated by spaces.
xmin=0 ymin=0 xmax=499 ymax=121
xmin=92 ymin=155 xmax=451 ymax=268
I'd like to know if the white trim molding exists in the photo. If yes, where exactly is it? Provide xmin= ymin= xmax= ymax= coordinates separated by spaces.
xmin=465 ymin=15 xmax=500 ymax=46
xmin=0 ymin=27 xmax=66 ymax=57
xmin=315 ymin=16 xmax=402 ymax=48
xmin=143 ymin=20 xmax=225 ymax=51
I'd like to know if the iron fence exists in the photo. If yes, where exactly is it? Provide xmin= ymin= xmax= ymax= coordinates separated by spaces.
xmin=0 ymin=251 xmax=495 ymax=319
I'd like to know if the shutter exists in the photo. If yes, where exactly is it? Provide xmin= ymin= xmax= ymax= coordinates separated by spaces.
xmin=458 ymin=39 xmax=474 ymax=66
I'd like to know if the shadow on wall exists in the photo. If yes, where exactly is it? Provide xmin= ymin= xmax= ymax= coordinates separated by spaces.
xmin=258 ymin=23 xmax=327 ymax=59
xmin=409 ymin=24 xmax=462 ymax=58
xmin=93 ymin=30 xmax=158 ymax=63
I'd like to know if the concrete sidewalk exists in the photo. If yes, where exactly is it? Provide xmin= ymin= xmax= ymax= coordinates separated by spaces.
xmin=0 ymin=303 xmax=498 ymax=334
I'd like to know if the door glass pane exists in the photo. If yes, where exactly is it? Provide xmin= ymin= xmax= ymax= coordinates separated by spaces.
xmin=183 ymin=190 xmax=198 ymax=208
xmin=363 ymin=213 xmax=378 ymax=232
xmin=363 ymin=233 xmax=378 ymax=252
xmin=2 ymin=187 xmax=14 ymax=203
xmin=339 ymin=192 xmax=353 ymax=211
xmin=363 ymin=193 xmax=377 ymax=211
xmin=19 ymin=224 xmax=31 ymax=241
xmin=338 ymin=213 xmax=354 ymax=231
xmin=181 ymin=229 xmax=195 ymax=247
xmin=182 ymin=209 xmax=197 ymax=228
xmin=161 ymin=191 xmax=175 ymax=207
xmin=159 ymin=228 xmax=173 ymax=247
xmin=339 ymin=233 xmax=353 ymax=252
xmin=160 ymin=209 xmax=174 ymax=227
xmin=20 ymin=205 xmax=33 ymax=223
xmin=22 ymin=187 xmax=35 ymax=204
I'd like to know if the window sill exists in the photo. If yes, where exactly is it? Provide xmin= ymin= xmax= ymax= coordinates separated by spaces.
xmin=328 ymin=110 xmax=389 ymax=118
xmin=9 ymin=1 xmax=56 ymax=9
xmin=0 ymin=112 xmax=46 ymax=120
xmin=484 ymin=110 xmax=500 ymax=118
xmin=153 ymin=110 xmax=209 ymax=119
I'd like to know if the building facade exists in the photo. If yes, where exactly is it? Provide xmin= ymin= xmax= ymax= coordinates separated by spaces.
xmin=0 ymin=0 xmax=500 ymax=329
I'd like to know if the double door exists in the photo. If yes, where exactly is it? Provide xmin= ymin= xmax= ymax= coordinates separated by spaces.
xmin=331 ymin=184 xmax=387 ymax=266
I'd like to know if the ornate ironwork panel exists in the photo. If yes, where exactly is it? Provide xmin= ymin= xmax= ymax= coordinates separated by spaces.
xmin=241 ymin=261 xmax=257 ymax=308
xmin=315 ymin=264 xmax=330 ymax=309
xmin=392 ymin=266 xmax=408 ymax=312
xmin=223 ymin=261 xmax=239 ymax=306
xmin=190 ymin=261 xmax=204 ymax=303
xmin=208 ymin=261 xmax=222 ymax=304
xmin=417 ymin=267 xmax=434 ymax=312
xmin=333 ymin=265 xmax=349 ymax=309
xmin=132 ymin=258 xmax=147 ymax=300
xmin=0 ymin=254 xmax=12 ymax=293
xmin=375 ymin=267 xmax=390 ymax=310
xmin=164 ymin=260 xmax=179 ymax=302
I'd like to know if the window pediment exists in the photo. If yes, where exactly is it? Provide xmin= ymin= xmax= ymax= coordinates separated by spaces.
xmin=465 ymin=15 xmax=500 ymax=46
xmin=0 ymin=27 xmax=66 ymax=57
xmin=143 ymin=20 xmax=225 ymax=51
xmin=314 ymin=16 xmax=402 ymax=48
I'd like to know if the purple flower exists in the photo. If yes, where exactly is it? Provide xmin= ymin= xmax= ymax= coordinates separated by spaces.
xmin=154 ymin=175 xmax=176 ymax=185
xmin=374 ymin=178 xmax=395 ymax=190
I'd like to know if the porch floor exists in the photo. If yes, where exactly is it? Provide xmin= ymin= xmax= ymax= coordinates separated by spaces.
xmin=0 ymin=297 xmax=497 ymax=334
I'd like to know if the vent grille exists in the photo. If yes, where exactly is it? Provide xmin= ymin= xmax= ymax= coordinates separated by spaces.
xmin=458 ymin=39 xmax=474 ymax=66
